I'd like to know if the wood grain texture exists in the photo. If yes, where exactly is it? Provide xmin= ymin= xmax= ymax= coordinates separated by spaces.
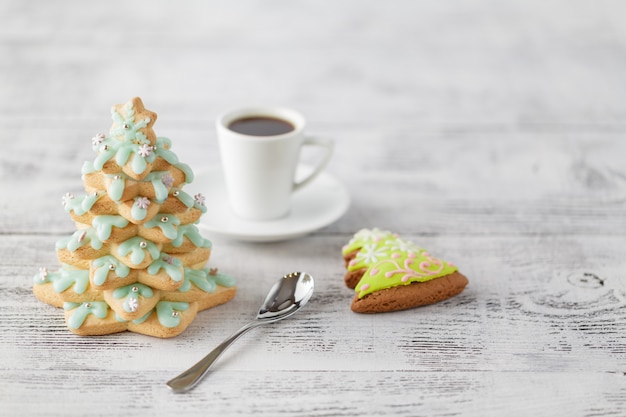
xmin=1 ymin=0 xmax=626 ymax=416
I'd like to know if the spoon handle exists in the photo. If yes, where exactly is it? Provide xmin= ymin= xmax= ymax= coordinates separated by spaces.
xmin=166 ymin=320 xmax=261 ymax=393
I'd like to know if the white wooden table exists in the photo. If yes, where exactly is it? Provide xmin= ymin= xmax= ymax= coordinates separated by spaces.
xmin=2 ymin=1 xmax=626 ymax=416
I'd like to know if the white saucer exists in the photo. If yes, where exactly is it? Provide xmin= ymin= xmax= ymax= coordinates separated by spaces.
xmin=187 ymin=167 xmax=350 ymax=242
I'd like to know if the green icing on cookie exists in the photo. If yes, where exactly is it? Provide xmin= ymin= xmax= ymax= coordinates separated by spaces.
xmin=341 ymin=228 xmax=396 ymax=256
xmin=156 ymin=301 xmax=189 ymax=328
xmin=91 ymin=255 xmax=131 ymax=285
xmin=177 ymin=267 xmax=236 ymax=293
xmin=147 ymin=254 xmax=183 ymax=282
xmin=55 ymin=228 xmax=104 ymax=252
xmin=117 ymin=236 xmax=160 ymax=265
xmin=64 ymin=301 xmax=109 ymax=329
xmin=175 ymin=162 xmax=194 ymax=184
xmin=172 ymin=224 xmax=212 ymax=248
xmin=62 ymin=192 xmax=100 ymax=216
xmin=144 ymin=213 xmax=180 ymax=240
xmin=92 ymin=215 xmax=129 ymax=241
xmin=346 ymin=229 xmax=457 ymax=299
xmin=113 ymin=283 xmax=154 ymax=313
xmin=155 ymin=137 xmax=179 ymax=165
xmin=34 ymin=266 xmax=89 ymax=294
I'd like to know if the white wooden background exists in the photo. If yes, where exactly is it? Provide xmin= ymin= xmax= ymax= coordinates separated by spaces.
xmin=1 ymin=1 xmax=626 ymax=416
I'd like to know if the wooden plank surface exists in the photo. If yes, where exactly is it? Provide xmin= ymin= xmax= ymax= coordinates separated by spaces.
xmin=1 ymin=1 xmax=626 ymax=416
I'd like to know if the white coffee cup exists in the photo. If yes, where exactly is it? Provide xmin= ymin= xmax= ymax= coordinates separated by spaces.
xmin=216 ymin=107 xmax=333 ymax=221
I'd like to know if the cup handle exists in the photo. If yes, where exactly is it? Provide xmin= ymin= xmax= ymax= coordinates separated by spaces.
xmin=293 ymin=137 xmax=334 ymax=192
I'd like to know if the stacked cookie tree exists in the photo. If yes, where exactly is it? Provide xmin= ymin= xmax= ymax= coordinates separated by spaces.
xmin=34 ymin=97 xmax=236 ymax=338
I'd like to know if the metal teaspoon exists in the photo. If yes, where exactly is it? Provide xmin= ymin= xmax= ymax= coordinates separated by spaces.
xmin=166 ymin=271 xmax=315 ymax=393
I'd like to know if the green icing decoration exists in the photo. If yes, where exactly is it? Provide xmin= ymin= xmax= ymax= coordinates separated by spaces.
xmin=113 ymin=313 xmax=127 ymax=323
xmin=178 ymin=267 xmax=236 ymax=293
xmin=194 ymin=198 xmax=207 ymax=214
xmin=109 ymin=101 xmax=150 ymax=143
xmin=172 ymin=224 xmax=211 ymax=248
xmin=115 ymin=143 xmax=134 ymax=167
xmin=147 ymin=254 xmax=183 ymax=282
xmin=81 ymin=192 xmax=100 ymax=212
xmin=342 ymin=228 xmax=396 ymax=256
xmin=170 ymin=188 xmax=194 ymax=208
xmin=182 ymin=268 xmax=214 ymax=293
xmin=115 ymin=142 xmax=135 ymax=166
xmin=156 ymin=301 xmax=189 ymax=328
xmin=207 ymin=268 xmax=236 ymax=287
xmin=64 ymin=301 xmax=109 ymax=329
xmin=144 ymin=213 xmax=180 ymax=240
xmin=347 ymin=232 xmax=457 ymax=299
xmin=81 ymin=160 xmax=96 ymax=175
xmin=130 ymin=151 xmax=147 ymax=174
xmin=92 ymin=215 xmax=129 ymax=241
xmin=56 ymin=228 xmax=103 ymax=252
xmin=90 ymin=100 xmax=162 ymax=178
xmin=62 ymin=195 xmax=82 ymax=214
xmin=131 ymin=196 xmax=150 ymax=221
xmin=146 ymin=171 xmax=170 ymax=202
xmin=113 ymin=283 xmax=154 ymax=313
xmin=93 ymin=139 xmax=120 ymax=170
xmin=155 ymin=137 xmax=179 ymax=164
xmin=131 ymin=205 xmax=147 ymax=221
xmin=131 ymin=310 xmax=152 ymax=324
xmin=347 ymin=236 xmax=424 ymax=272
xmin=108 ymin=174 xmax=126 ymax=201
xmin=55 ymin=235 xmax=71 ymax=251
xmin=344 ymin=229 xmax=457 ymax=299
xmin=92 ymin=255 xmax=130 ymax=285
xmin=34 ymin=267 xmax=89 ymax=294
xmin=175 ymin=162 xmax=194 ymax=184
xmin=177 ymin=274 xmax=192 ymax=292
xmin=63 ymin=193 xmax=100 ymax=216
xmin=117 ymin=237 xmax=160 ymax=266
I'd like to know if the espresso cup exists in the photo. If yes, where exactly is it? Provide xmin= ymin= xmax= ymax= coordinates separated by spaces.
xmin=216 ymin=107 xmax=333 ymax=220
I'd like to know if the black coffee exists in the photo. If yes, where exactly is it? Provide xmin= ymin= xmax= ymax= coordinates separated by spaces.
xmin=228 ymin=116 xmax=295 ymax=136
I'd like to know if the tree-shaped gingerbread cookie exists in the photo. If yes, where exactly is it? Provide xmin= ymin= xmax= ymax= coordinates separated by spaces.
xmin=34 ymin=97 xmax=236 ymax=338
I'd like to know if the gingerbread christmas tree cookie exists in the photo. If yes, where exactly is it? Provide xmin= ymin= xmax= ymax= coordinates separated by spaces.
xmin=342 ymin=228 xmax=468 ymax=313
xmin=34 ymin=97 xmax=236 ymax=337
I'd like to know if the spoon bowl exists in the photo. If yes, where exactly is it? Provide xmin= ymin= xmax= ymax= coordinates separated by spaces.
xmin=166 ymin=271 xmax=314 ymax=393
xmin=257 ymin=271 xmax=314 ymax=321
